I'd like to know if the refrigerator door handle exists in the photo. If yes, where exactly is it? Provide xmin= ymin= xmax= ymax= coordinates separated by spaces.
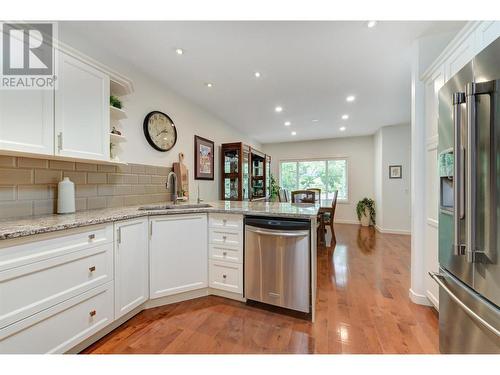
xmin=453 ymin=92 xmax=466 ymax=256
xmin=466 ymin=79 xmax=500 ymax=262
xmin=429 ymin=272 xmax=500 ymax=338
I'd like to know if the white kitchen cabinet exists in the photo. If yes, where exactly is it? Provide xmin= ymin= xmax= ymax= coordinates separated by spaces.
xmin=0 ymin=89 xmax=54 ymax=155
xmin=114 ymin=218 xmax=149 ymax=319
xmin=444 ymin=32 xmax=476 ymax=81
xmin=55 ymin=51 xmax=110 ymax=161
xmin=149 ymin=214 xmax=208 ymax=299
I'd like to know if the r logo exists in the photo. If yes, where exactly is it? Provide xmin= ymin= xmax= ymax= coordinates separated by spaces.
xmin=2 ymin=23 xmax=53 ymax=76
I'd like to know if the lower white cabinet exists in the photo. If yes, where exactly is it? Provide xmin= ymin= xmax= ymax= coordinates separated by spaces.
xmin=0 ymin=281 xmax=114 ymax=354
xmin=209 ymin=260 xmax=243 ymax=294
xmin=149 ymin=214 xmax=208 ymax=299
xmin=114 ymin=218 xmax=149 ymax=319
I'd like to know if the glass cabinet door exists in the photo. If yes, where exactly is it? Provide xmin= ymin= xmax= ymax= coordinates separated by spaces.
xmin=243 ymin=148 xmax=250 ymax=200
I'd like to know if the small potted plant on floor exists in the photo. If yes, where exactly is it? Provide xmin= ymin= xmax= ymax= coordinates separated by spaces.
xmin=356 ymin=198 xmax=376 ymax=227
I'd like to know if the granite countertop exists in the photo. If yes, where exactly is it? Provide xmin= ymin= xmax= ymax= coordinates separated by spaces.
xmin=0 ymin=200 xmax=320 ymax=241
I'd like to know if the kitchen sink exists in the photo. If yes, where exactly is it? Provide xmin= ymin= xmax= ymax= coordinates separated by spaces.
xmin=138 ymin=203 xmax=212 ymax=210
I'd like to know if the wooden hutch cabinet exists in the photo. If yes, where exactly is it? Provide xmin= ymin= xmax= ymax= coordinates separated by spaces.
xmin=220 ymin=142 xmax=271 ymax=201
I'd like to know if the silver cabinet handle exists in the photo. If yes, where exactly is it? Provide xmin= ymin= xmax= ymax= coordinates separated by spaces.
xmin=88 ymin=234 xmax=95 ymax=240
xmin=222 ymin=274 xmax=227 ymax=279
xmin=429 ymin=272 xmax=500 ymax=338
xmin=246 ymin=226 xmax=308 ymax=238
xmin=117 ymin=228 xmax=121 ymax=244
xmin=89 ymin=266 xmax=96 ymax=272
xmin=89 ymin=310 xmax=96 ymax=317
xmin=57 ymin=132 xmax=63 ymax=151
xmin=453 ymin=92 xmax=465 ymax=256
xmin=223 ymin=251 xmax=227 ymax=256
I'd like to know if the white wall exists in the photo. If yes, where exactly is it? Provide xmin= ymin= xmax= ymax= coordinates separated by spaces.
xmin=374 ymin=124 xmax=411 ymax=234
xmin=262 ymin=136 xmax=374 ymax=224
xmin=59 ymin=24 xmax=260 ymax=202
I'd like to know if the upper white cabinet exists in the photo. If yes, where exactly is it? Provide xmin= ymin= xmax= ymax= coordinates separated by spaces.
xmin=55 ymin=52 xmax=110 ymax=161
xmin=149 ymin=214 xmax=208 ymax=299
xmin=114 ymin=218 xmax=149 ymax=319
xmin=475 ymin=21 xmax=500 ymax=52
xmin=444 ymin=32 xmax=476 ymax=80
xmin=0 ymin=89 xmax=54 ymax=155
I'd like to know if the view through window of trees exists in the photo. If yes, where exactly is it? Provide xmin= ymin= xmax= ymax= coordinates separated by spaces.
xmin=279 ymin=159 xmax=348 ymax=200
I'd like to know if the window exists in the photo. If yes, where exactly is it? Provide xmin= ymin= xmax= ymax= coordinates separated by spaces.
xmin=279 ymin=159 xmax=348 ymax=200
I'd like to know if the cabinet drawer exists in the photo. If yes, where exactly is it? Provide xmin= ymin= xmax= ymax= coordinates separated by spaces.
xmin=0 ymin=281 xmax=114 ymax=354
xmin=209 ymin=228 xmax=242 ymax=248
xmin=209 ymin=260 xmax=242 ymax=294
xmin=0 ymin=243 xmax=113 ymax=329
xmin=209 ymin=244 xmax=242 ymax=263
xmin=209 ymin=214 xmax=243 ymax=231
xmin=0 ymin=224 xmax=113 ymax=272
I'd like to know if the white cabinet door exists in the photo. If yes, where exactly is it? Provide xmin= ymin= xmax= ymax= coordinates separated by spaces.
xmin=445 ymin=32 xmax=476 ymax=81
xmin=55 ymin=52 xmax=110 ymax=161
xmin=150 ymin=214 xmax=208 ymax=299
xmin=114 ymin=218 xmax=149 ymax=319
xmin=0 ymin=89 xmax=54 ymax=155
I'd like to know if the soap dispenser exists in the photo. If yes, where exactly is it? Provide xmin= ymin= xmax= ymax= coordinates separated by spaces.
xmin=57 ymin=177 xmax=75 ymax=214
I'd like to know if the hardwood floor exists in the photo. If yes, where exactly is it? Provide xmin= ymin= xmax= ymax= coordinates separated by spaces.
xmin=82 ymin=224 xmax=439 ymax=354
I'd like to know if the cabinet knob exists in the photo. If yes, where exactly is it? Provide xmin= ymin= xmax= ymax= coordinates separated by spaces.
xmin=222 ymin=274 xmax=227 ymax=279
xmin=223 ymin=252 xmax=227 ymax=256
xmin=89 ymin=266 xmax=96 ymax=272
xmin=223 ymin=219 xmax=227 ymax=224
xmin=222 ymin=236 xmax=227 ymax=241
xmin=89 ymin=310 xmax=96 ymax=317
xmin=88 ymin=234 xmax=96 ymax=240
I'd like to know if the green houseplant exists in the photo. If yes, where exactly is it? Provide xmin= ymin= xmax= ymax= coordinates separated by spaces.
xmin=110 ymin=95 xmax=123 ymax=109
xmin=269 ymin=174 xmax=280 ymax=202
xmin=356 ymin=198 xmax=376 ymax=226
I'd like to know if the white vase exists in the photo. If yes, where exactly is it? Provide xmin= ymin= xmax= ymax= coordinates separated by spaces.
xmin=57 ymin=177 xmax=75 ymax=214
xmin=360 ymin=208 xmax=370 ymax=227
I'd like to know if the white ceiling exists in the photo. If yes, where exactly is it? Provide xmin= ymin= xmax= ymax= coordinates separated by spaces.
xmin=62 ymin=21 xmax=465 ymax=144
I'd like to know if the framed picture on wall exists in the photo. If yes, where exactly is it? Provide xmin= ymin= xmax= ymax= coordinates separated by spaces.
xmin=389 ymin=165 xmax=402 ymax=179
xmin=194 ymin=135 xmax=215 ymax=180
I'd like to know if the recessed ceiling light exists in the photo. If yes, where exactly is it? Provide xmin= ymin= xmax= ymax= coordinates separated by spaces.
xmin=340 ymin=126 xmax=346 ymax=131
xmin=291 ymin=131 xmax=297 ymax=136
xmin=254 ymin=72 xmax=261 ymax=78
xmin=175 ymin=48 xmax=184 ymax=55
xmin=284 ymin=121 xmax=291 ymax=126
xmin=341 ymin=114 xmax=349 ymax=120
xmin=205 ymin=82 xmax=213 ymax=88
xmin=312 ymin=119 xmax=319 ymax=123
xmin=367 ymin=21 xmax=377 ymax=28
xmin=275 ymin=106 xmax=283 ymax=113
xmin=346 ymin=95 xmax=355 ymax=102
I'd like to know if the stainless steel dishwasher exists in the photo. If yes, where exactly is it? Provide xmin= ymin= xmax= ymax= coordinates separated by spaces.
xmin=244 ymin=216 xmax=310 ymax=313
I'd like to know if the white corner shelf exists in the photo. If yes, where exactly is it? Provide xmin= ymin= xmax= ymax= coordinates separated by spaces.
xmin=110 ymin=106 xmax=127 ymax=120
xmin=110 ymin=133 xmax=126 ymax=142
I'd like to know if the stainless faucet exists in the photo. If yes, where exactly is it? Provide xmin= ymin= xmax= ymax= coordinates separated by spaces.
xmin=166 ymin=171 xmax=178 ymax=204
xmin=197 ymin=184 xmax=203 ymax=204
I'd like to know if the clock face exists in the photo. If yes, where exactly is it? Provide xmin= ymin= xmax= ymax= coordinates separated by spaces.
xmin=143 ymin=111 xmax=177 ymax=152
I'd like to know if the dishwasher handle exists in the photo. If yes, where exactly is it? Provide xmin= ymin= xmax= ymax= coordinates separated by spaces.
xmin=246 ymin=225 xmax=309 ymax=238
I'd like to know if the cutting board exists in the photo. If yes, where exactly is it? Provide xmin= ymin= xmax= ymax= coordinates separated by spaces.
xmin=173 ymin=152 xmax=189 ymax=200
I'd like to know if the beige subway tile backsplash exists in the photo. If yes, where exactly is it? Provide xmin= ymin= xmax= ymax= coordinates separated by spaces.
xmin=0 ymin=168 xmax=33 ymax=185
xmin=0 ymin=156 xmax=172 ymax=219
xmin=34 ymin=169 xmax=62 ymax=184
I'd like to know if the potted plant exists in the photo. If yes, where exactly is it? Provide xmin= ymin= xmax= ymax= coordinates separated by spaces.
xmin=269 ymin=174 xmax=280 ymax=202
xmin=356 ymin=198 xmax=376 ymax=227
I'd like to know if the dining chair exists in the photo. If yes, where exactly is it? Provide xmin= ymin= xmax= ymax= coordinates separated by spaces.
xmin=291 ymin=190 xmax=316 ymax=203
xmin=323 ymin=190 xmax=338 ymax=243
xmin=278 ymin=188 xmax=288 ymax=202
xmin=307 ymin=188 xmax=321 ymax=202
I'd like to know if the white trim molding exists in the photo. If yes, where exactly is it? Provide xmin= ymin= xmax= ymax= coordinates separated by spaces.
xmin=409 ymin=288 xmax=432 ymax=306
xmin=375 ymin=225 xmax=411 ymax=236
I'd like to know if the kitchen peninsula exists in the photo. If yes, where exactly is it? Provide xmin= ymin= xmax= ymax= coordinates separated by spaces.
xmin=0 ymin=201 xmax=318 ymax=354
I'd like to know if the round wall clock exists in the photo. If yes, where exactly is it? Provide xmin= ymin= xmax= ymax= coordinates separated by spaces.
xmin=143 ymin=111 xmax=177 ymax=152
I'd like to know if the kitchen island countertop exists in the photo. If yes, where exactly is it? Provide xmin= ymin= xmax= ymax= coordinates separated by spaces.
xmin=0 ymin=200 xmax=320 ymax=241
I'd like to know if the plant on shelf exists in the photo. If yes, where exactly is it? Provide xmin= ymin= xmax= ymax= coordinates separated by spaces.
xmin=356 ymin=198 xmax=376 ymax=226
xmin=110 ymin=95 xmax=123 ymax=109
xmin=269 ymin=173 xmax=280 ymax=202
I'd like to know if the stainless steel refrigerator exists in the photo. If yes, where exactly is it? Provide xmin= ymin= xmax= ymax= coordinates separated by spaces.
xmin=435 ymin=36 xmax=500 ymax=353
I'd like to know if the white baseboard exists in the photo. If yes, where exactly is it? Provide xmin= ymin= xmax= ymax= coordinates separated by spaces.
xmin=333 ymin=219 xmax=359 ymax=225
xmin=409 ymin=288 xmax=432 ymax=306
xmin=426 ymin=290 xmax=439 ymax=310
xmin=375 ymin=225 xmax=411 ymax=235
